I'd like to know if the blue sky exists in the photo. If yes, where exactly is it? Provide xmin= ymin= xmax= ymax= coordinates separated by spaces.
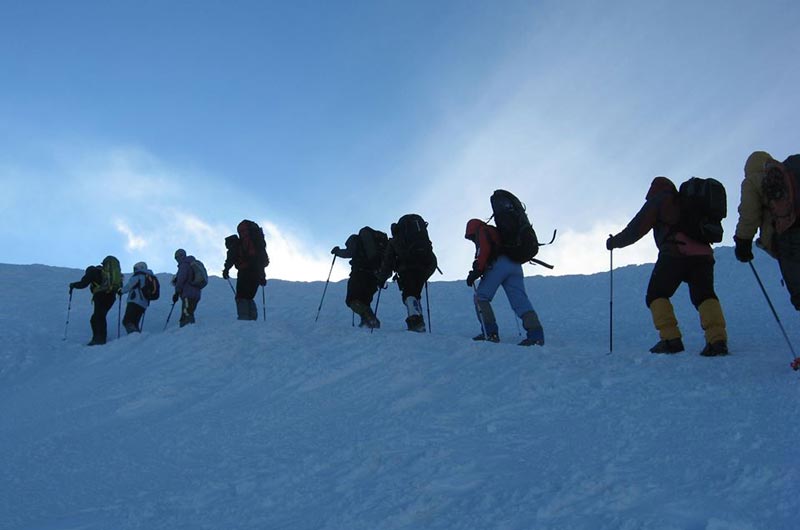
xmin=2 ymin=0 xmax=799 ymax=281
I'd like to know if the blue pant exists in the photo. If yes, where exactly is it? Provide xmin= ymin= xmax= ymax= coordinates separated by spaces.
xmin=474 ymin=255 xmax=538 ymax=336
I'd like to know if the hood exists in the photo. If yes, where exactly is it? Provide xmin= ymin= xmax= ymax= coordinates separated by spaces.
xmin=133 ymin=261 xmax=148 ymax=273
xmin=646 ymin=176 xmax=677 ymax=200
xmin=465 ymin=219 xmax=485 ymax=239
xmin=744 ymin=151 xmax=773 ymax=176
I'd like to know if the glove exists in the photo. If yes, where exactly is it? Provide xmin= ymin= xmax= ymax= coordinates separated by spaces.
xmin=331 ymin=246 xmax=340 ymax=255
xmin=606 ymin=235 xmax=617 ymax=251
xmin=172 ymin=293 xmax=179 ymax=303
xmin=466 ymin=270 xmax=481 ymax=287
xmin=375 ymin=272 xmax=389 ymax=286
xmin=117 ymin=289 xmax=123 ymax=296
xmin=259 ymin=278 xmax=267 ymax=286
xmin=222 ymin=269 xmax=229 ymax=280
xmin=734 ymin=236 xmax=754 ymax=262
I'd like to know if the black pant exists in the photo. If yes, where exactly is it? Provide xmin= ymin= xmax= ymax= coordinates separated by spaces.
xmin=346 ymin=269 xmax=378 ymax=308
xmin=776 ymin=226 xmax=800 ymax=310
xmin=180 ymin=298 xmax=199 ymax=327
xmin=396 ymin=267 xmax=433 ymax=302
xmin=646 ymin=254 xmax=717 ymax=308
xmin=91 ymin=292 xmax=116 ymax=342
xmin=236 ymin=273 xmax=259 ymax=300
xmin=123 ymin=303 xmax=145 ymax=333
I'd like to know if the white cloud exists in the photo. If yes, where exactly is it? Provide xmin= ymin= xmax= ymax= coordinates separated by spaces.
xmin=114 ymin=220 xmax=148 ymax=251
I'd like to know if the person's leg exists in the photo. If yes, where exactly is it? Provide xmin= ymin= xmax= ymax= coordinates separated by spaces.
xmin=645 ymin=256 xmax=685 ymax=353
xmin=474 ymin=262 xmax=505 ymax=339
xmin=497 ymin=257 xmax=543 ymax=345
xmin=686 ymin=257 xmax=728 ymax=355
xmin=777 ymin=226 xmax=800 ymax=310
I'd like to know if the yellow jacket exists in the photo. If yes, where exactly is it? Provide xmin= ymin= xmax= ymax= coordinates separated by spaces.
xmin=735 ymin=151 xmax=778 ymax=258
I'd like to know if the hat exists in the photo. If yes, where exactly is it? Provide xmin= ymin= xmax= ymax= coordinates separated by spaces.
xmin=174 ymin=248 xmax=186 ymax=261
xmin=133 ymin=261 xmax=148 ymax=272
xmin=744 ymin=151 xmax=773 ymax=176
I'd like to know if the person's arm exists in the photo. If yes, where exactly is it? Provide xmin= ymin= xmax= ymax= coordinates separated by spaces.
xmin=607 ymin=200 xmax=658 ymax=250
xmin=69 ymin=267 xmax=97 ymax=291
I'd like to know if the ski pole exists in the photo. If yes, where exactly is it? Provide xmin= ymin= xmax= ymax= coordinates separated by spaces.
xmin=63 ymin=290 xmax=73 ymax=341
xmin=117 ymin=293 xmax=122 ymax=339
xmin=609 ymin=246 xmax=614 ymax=355
xmin=315 ymin=254 xmax=337 ymax=323
xmin=262 ymin=282 xmax=267 ymax=322
xmin=425 ymin=281 xmax=432 ymax=333
xmin=748 ymin=262 xmax=798 ymax=367
xmin=164 ymin=301 xmax=176 ymax=331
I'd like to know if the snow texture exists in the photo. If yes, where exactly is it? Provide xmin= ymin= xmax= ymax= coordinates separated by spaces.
xmin=1 ymin=247 xmax=798 ymax=530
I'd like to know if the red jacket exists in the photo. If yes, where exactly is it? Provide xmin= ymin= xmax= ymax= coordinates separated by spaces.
xmin=465 ymin=219 xmax=502 ymax=273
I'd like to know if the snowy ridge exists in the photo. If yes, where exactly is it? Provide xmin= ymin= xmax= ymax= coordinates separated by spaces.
xmin=1 ymin=249 xmax=798 ymax=530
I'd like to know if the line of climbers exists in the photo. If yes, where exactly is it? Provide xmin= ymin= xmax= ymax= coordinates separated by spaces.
xmin=68 ymin=151 xmax=800 ymax=361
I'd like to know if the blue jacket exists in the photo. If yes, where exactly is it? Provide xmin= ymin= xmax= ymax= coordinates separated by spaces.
xmin=174 ymin=256 xmax=202 ymax=301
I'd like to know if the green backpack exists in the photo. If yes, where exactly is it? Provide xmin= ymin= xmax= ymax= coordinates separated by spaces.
xmin=98 ymin=255 xmax=123 ymax=294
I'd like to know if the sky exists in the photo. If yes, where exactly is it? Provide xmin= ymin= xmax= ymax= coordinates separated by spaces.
xmin=2 ymin=0 xmax=799 ymax=281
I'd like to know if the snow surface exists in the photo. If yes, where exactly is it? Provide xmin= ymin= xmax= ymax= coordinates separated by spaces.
xmin=1 ymin=248 xmax=798 ymax=530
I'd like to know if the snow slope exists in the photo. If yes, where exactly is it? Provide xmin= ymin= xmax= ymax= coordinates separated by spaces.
xmin=1 ymin=248 xmax=798 ymax=530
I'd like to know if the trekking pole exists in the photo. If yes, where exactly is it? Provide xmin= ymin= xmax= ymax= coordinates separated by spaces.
xmin=315 ymin=255 xmax=337 ymax=323
xmin=140 ymin=311 xmax=146 ymax=332
xmin=425 ymin=281 xmax=432 ymax=333
xmin=473 ymin=284 xmax=488 ymax=339
xmin=226 ymin=278 xmax=236 ymax=295
xmin=63 ymin=291 xmax=73 ymax=341
xmin=261 ymin=282 xmax=267 ymax=322
xmin=371 ymin=287 xmax=382 ymax=334
xmin=609 ymin=246 xmax=614 ymax=355
xmin=164 ymin=301 xmax=176 ymax=331
xmin=117 ymin=293 xmax=122 ymax=339
xmin=748 ymin=262 xmax=799 ymax=368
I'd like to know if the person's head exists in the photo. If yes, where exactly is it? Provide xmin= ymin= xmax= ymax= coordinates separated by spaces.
xmin=133 ymin=261 xmax=148 ymax=273
xmin=464 ymin=219 xmax=485 ymax=241
xmin=174 ymin=248 xmax=186 ymax=262
xmin=646 ymin=176 xmax=677 ymax=200
xmin=744 ymin=151 xmax=773 ymax=177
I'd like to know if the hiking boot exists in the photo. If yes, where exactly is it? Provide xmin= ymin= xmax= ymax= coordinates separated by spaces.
xmin=405 ymin=315 xmax=426 ymax=333
xmin=359 ymin=315 xmax=381 ymax=329
xmin=649 ymin=338 xmax=684 ymax=354
xmin=700 ymin=340 xmax=729 ymax=357
xmin=473 ymin=333 xmax=500 ymax=343
xmin=87 ymin=339 xmax=106 ymax=346
xmin=519 ymin=327 xmax=544 ymax=347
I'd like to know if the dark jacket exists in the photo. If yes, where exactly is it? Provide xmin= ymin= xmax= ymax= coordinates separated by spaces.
xmin=610 ymin=177 xmax=711 ymax=257
xmin=377 ymin=238 xmax=438 ymax=282
xmin=71 ymin=266 xmax=104 ymax=295
xmin=174 ymin=256 xmax=202 ymax=300
xmin=334 ymin=233 xmax=384 ymax=272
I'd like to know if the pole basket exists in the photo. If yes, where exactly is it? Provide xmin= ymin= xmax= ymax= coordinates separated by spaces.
xmin=791 ymin=357 xmax=800 ymax=371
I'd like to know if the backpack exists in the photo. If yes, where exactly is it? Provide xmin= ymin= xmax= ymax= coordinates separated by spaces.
xmin=97 ymin=255 xmax=123 ymax=293
xmin=391 ymin=214 xmax=435 ymax=266
xmin=237 ymin=220 xmax=268 ymax=270
xmin=140 ymin=272 xmax=161 ymax=301
xmin=490 ymin=189 xmax=539 ymax=263
xmin=190 ymin=259 xmax=209 ymax=289
xmin=763 ymin=157 xmax=800 ymax=234
xmin=357 ymin=226 xmax=389 ymax=269
xmin=676 ymin=177 xmax=727 ymax=244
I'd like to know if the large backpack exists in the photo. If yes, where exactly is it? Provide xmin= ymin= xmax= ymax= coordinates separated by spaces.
xmin=676 ymin=177 xmax=727 ymax=244
xmin=763 ymin=156 xmax=800 ymax=234
xmin=190 ymin=259 xmax=209 ymax=289
xmin=237 ymin=220 xmax=268 ymax=270
xmin=140 ymin=271 xmax=161 ymax=301
xmin=490 ymin=189 xmax=539 ymax=263
xmin=97 ymin=255 xmax=123 ymax=294
xmin=357 ymin=226 xmax=389 ymax=269
xmin=391 ymin=214 xmax=435 ymax=266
